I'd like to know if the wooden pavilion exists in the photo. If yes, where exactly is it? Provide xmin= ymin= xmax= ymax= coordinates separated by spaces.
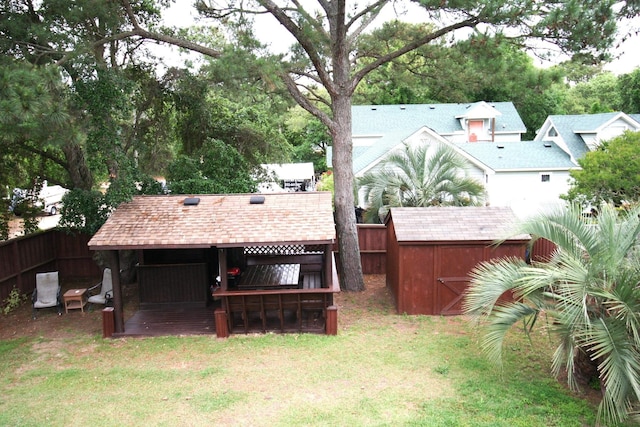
xmin=88 ymin=192 xmax=339 ymax=337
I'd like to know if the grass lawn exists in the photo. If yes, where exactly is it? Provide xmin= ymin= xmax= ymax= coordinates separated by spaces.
xmin=0 ymin=276 xmax=607 ymax=426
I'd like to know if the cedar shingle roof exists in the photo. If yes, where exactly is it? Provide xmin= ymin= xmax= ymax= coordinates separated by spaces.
xmin=88 ymin=192 xmax=335 ymax=250
xmin=388 ymin=206 xmax=530 ymax=243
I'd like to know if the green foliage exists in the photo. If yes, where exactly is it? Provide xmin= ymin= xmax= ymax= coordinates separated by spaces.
xmin=283 ymin=108 xmax=330 ymax=172
xmin=358 ymin=142 xmax=485 ymax=223
xmin=0 ymin=63 xmax=74 ymax=190
xmin=169 ymin=69 xmax=292 ymax=165
xmin=315 ymin=171 xmax=334 ymax=193
xmin=354 ymin=28 xmax=567 ymax=138
xmin=1 ymin=287 xmax=27 ymax=315
xmin=58 ymin=189 xmax=110 ymax=236
xmin=464 ymin=203 xmax=640 ymax=425
xmin=618 ymin=68 xmax=640 ymax=113
xmin=566 ymin=131 xmax=640 ymax=206
xmin=167 ymin=139 xmax=256 ymax=194
xmin=561 ymin=72 xmax=622 ymax=114
xmin=0 ymin=208 xmax=9 ymax=241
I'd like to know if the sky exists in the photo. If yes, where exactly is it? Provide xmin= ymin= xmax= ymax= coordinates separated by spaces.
xmin=158 ymin=1 xmax=640 ymax=75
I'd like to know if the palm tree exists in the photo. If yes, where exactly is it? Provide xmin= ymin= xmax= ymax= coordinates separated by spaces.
xmin=357 ymin=142 xmax=485 ymax=223
xmin=464 ymin=203 xmax=640 ymax=426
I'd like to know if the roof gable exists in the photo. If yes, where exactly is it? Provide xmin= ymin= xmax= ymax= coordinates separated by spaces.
xmin=535 ymin=112 xmax=640 ymax=161
xmin=88 ymin=192 xmax=336 ymax=250
xmin=455 ymin=101 xmax=502 ymax=119
xmin=348 ymin=102 xmax=525 ymax=175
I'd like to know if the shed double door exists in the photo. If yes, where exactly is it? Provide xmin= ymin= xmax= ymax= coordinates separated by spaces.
xmin=434 ymin=246 xmax=484 ymax=315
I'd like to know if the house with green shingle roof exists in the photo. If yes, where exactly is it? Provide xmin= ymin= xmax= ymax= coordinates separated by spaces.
xmin=329 ymin=102 xmax=640 ymax=219
xmin=534 ymin=112 xmax=640 ymax=162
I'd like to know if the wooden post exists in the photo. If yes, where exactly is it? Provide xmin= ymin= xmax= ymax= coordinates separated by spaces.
xmin=102 ymin=307 xmax=115 ymax=338
xmin=105 ymin=250 xmax=124 ymax=333
xmin=218 ymin=249 xmax=228 ymax=291
xmin=323 ymin=244 xmax=332 ymax=288
xmin=325 ymin=305 xmax=338 ymax=335
xmin=214 ymin=308 xmax=229 ymax=338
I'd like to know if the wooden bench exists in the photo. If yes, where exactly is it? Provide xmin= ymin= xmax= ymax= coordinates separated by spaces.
xmin=302 ymin=272 xmax=322 ymax=289
xmin=246 ymin=254 xmax=324 ymax=289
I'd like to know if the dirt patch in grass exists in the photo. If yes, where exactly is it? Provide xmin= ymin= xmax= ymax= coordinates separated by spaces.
xmin=0 ymin=277 xmax=140 ymax=340
xmin=0 ymin=275 xmax=393 ymax=340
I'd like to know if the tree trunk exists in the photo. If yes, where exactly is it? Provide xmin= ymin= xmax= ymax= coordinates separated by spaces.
xmin=331 ymin=95 xmax=365 ymax=292
xmin=62 ymin=141 xmax=93 ymax=190
xmin=573 ymin=347 xmax=599 ymax=387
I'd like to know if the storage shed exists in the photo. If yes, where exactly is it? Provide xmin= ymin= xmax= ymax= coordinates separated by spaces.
xmin=385 ymin=206 xmax=529 ymax=315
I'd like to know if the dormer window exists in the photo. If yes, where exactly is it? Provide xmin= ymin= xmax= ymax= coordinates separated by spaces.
xmin=548 ymin=127 xmax=557 ymax=137
xmin=468 ymin=119 xmax=483 ymax=142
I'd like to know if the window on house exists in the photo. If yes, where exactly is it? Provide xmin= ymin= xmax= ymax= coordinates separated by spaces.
xmin=547 ymin=127 xmax=557 ymax=137
xmin=468 ymin=120 xmax=484 ymax=142
xmin=541 ymin=174 xmax=550 ymax=182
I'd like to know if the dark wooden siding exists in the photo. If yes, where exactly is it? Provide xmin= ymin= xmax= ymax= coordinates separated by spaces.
xmin=385 ymin=221 xmax=400 ymax=308
xmin=137 ymin=263 xmax=209 ymax=306
xmin=333 ymin=225 xmax=387 ymax=274
xmin=391 ymin=238 xmax=527 ymax=316
xmin=55 ymin=232 xmax=101 ymax=279
xmin=530 ymin=237 xmax=556 ymax=262
xmin=399 ymin=245 xmax=435 ymax=315
xmin=357 ymin=225 xmax=386 ymax=274
xmin=0 ymin=230 xmax=99 ymax=301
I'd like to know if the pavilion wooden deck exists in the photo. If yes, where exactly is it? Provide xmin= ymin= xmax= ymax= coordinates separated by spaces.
xmin=113 ymin=303 xmax=216 ymax=337
xmin=111 ymin=301 xmax=327 ymax=337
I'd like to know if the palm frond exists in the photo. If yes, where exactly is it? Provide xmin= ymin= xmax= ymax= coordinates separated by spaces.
xmin=463 ymin=257 xmax=528 ymax=317
xmin=587 ymin=317 xmax=640 ymax=425
xmin=480 ymin=302 xmax=539 ymax=365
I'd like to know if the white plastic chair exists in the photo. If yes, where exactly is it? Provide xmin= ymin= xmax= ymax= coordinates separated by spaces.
xmin=32 ymin=271 xmax=62 ymax=318
xmin=87 ymin=268 xmax=113 ymax=308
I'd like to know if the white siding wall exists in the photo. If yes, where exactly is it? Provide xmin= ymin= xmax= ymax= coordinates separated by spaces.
xmin=487 ymin=171 xmax=571 ymax=218
xmin=445 ymin=131 xmax=521 ymax=144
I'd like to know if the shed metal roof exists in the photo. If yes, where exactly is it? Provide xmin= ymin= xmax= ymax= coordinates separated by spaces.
xmin=88 ymin=192 xmax=336 ymax=250
xmin=387 ymin=206 xmax=530 ymax=243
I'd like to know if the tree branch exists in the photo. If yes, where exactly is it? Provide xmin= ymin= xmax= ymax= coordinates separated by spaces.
xmin=346 ymin=0 xmax=388 ymax=38
xmin=118 ymin=0 xmax=222 ymax=57
xmin=280 ymin=72 xmax=334 ymax=131
xmin=351 ymin=16 xmax=479 ymax=88
xmin=257 ymin=0 xmax=335 ymax=92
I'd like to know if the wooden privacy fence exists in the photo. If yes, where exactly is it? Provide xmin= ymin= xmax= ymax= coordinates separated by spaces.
xmin=332 ymin=224 xmax=387 ymax=274
xmin=0 ymin=225 xmax=555 ymax=302
xmin=0 ymin=230 xmax=100 ymax=302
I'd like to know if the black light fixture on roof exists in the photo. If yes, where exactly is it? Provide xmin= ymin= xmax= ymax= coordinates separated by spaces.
xmin=183 ymin=197 xmax=200 ymax=206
